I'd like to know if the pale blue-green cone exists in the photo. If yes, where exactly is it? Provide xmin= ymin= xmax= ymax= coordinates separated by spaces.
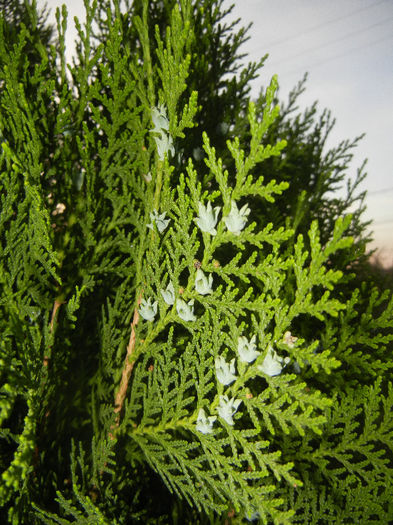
xmin=161 ymin=281 xmax=175 ymax=305
xmin=176 ymin=298 xmax=196 ymax=322
xmin=217 ymin=395 xmax=242 ymax=425
xmin=194 ymin=201 xmax=221 ymax=235
xmin=150 ymin=104 xmax=174 ymax=160
xmin=195 ymin=408 xmax=216 ymax=434
xmin=258 ymin=345 xmax=290 ymax=376
xmin=151 ymin=104 xmax=170 ymax=133
xmin=215 ymin=355 xmax=237 ymax=385
xmin=154 ymin=132 xmax=175 ymax=160
xmin=147 ymin=210 xmax=170 ymax=233
xmin=139 ymin=297 xmax=158 ymax=321
xmin=195 ymin=268 xmax=213 ymax=295
xmin=237 ymin=335 xmax=260 ymax=363
xmin=223 ymin=200 xmax=250 ymax=235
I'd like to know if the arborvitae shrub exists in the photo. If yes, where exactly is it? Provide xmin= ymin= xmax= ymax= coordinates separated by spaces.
xmin=1 ymin=1 xmax=392 ymax=524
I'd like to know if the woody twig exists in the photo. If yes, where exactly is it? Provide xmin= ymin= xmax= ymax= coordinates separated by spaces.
xmin=112 ymin=297 xmax=141 ymax=432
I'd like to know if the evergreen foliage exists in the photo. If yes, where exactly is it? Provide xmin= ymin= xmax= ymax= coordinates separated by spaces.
xmin=93 ymin=0 xmax=370 ymax=273
xmin=1 ymin=1 xmax=392 ymax=524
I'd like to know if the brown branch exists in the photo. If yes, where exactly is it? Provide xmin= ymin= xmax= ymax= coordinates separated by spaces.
xmin=49 ymin=298 xmax=62 ymax=333
xmin=112 ymin=299 xmax=141 ymax=432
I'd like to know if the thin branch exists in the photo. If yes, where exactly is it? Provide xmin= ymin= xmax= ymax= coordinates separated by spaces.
xmin=44 ymin=298 xmax=63 ymax=366
xmin=49 ymin=297 xmax=62 ymax=332
xmin=113 ymin=297 xmax=141 ymax=429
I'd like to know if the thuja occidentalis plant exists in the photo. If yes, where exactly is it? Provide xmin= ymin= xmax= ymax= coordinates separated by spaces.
xmin=1 ymin=1 xmax=393 ymax=524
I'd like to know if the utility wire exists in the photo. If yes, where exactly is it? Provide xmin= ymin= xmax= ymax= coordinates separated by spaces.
xmin=276 ymin=33 xmax=393 ymax=79
xmin=253 ymin=0 xmax=390 ymax=51
xmin=235 ymin=3 xmax=393 ymax=226
xmin=262 ymin=16 xmax=393 ymax=67
xmin=368 ymin=187 xmax=393 ymax=196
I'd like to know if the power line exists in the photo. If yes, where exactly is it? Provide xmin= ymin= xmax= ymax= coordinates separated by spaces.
xmin=368 ymin=187 xmax=393 ymax=196
xmin=265 ymin=16 xmax=393 ymax=68
xmin=254 ymin=0 xmax=390 ymax=51
xmin=277 ymin=33 xmax=393 ymax=80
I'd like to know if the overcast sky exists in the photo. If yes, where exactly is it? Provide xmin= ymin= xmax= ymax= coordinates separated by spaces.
xmin=225 ymin=0 xmax=393 ymax=266
xmin=42 ymin=0 xmax=393 ymax=265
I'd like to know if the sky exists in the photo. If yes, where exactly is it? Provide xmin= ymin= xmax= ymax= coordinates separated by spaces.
xmin=224 ymin=0 xmax=393 ymax=266
xmin=42 ymin=0 xmax=393 ymax=266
